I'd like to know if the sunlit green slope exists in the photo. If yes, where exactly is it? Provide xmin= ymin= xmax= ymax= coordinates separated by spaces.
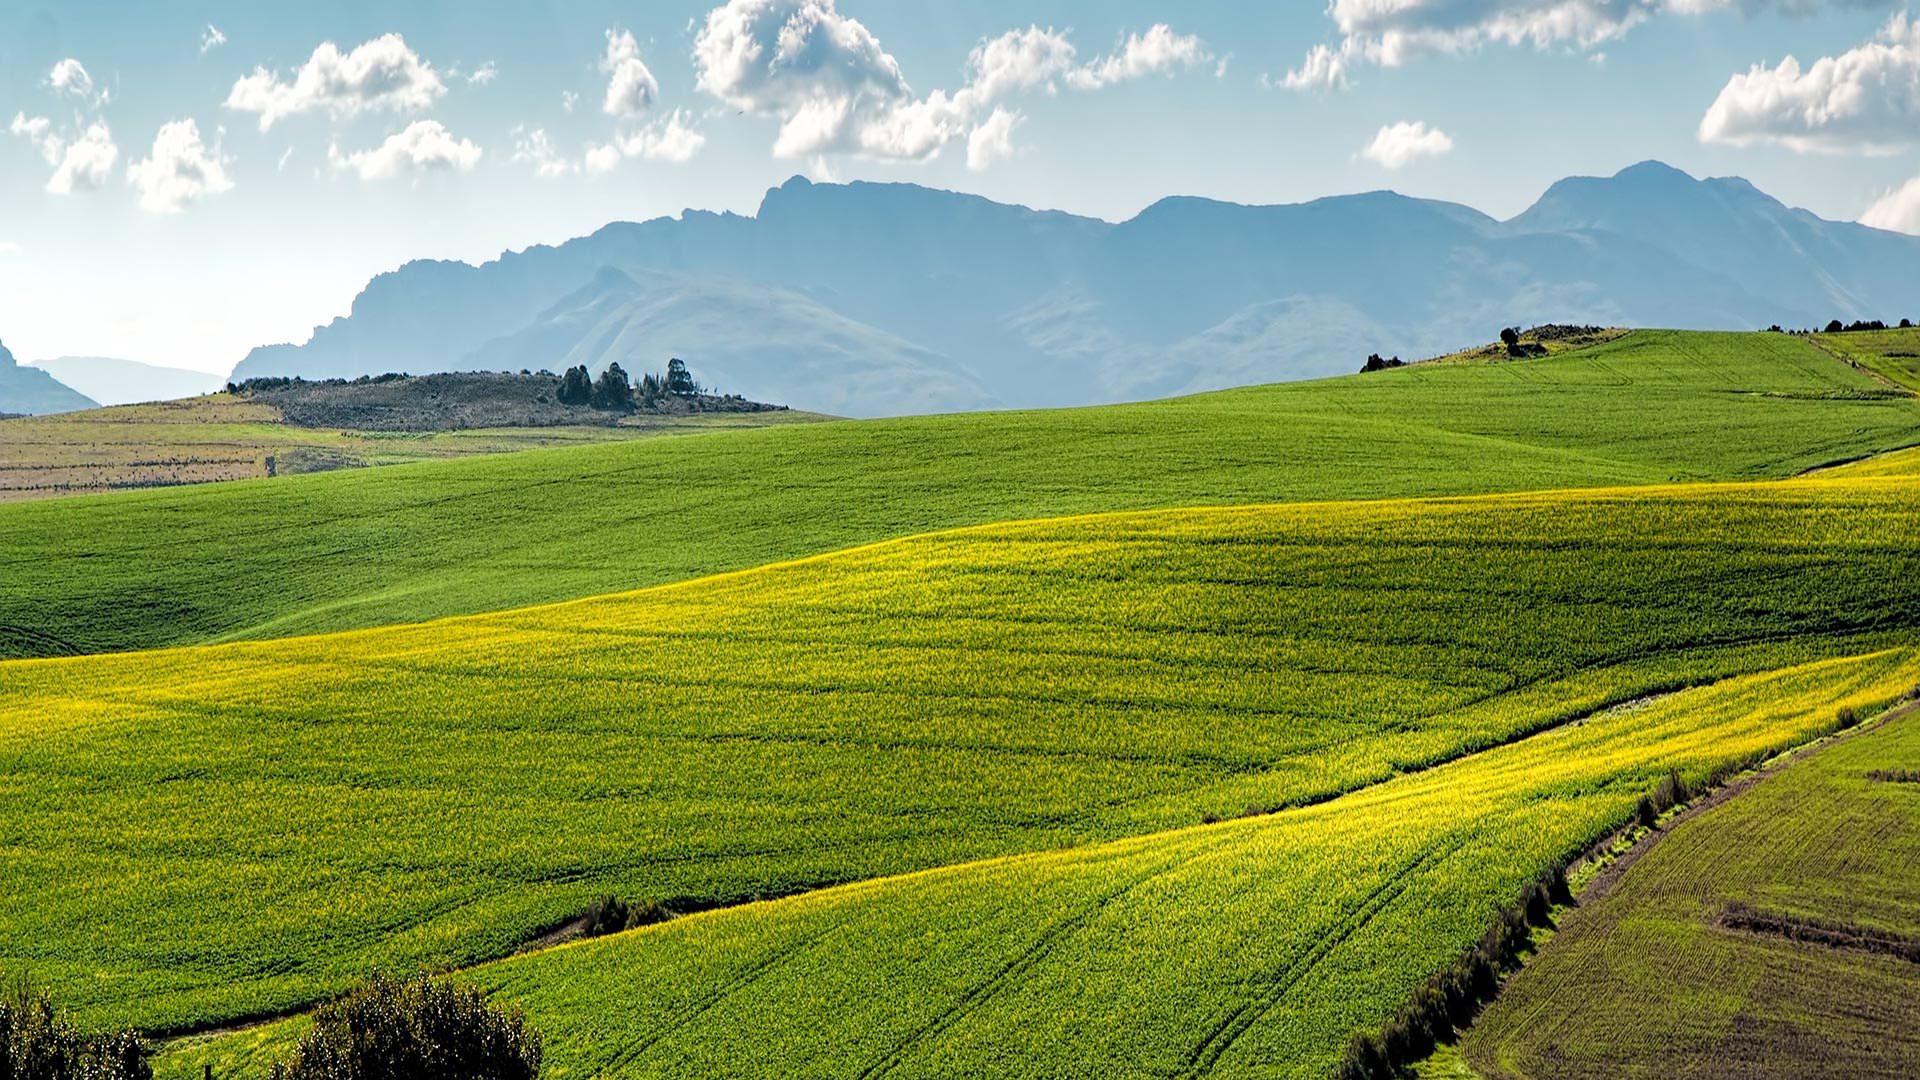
xmin=2 ymin=330 xmax=1914 ymax=659
xmin=161 ymin=649 xmax=1920 ymax=1080
xmin=6 ymin=474 xmax=1920 ymax=1035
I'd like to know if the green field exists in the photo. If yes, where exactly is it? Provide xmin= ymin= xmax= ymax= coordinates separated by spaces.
xmin=4 ymin=475 xmax=1920 ymax=1040
xmin=1460 ymin=707 xmax=1920 ymax=1079
xmin=156 ymin=649 xmax=1920 ymax=1080
xmin=0 ymin=394 xmax=819 ymax=503
xmin=3 ymin=330 xmax=1916 ymax=660
xmin=1814 ymin=328 xmax=1920 ymax=392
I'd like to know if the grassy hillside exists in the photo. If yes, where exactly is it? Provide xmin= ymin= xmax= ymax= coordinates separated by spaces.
xmin=157 ymin=648 xmax=1920 ymax=1080
xmin=1461 ymin=707 xmax=1920 ymax=1080
xmin=6 ymin=476 xmax=1920 ymax=1036
xmin=1813 ymin=326 xmax=1920 ymax=392
xmin=0 ymin=394 xmax=818 ymax=503
xmin=3 ymin=329 xmax=1916 ymax=658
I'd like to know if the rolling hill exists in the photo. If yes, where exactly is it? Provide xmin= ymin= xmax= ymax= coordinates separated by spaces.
xmin=7 ymin=476 xmax=1920 ymax=1041
xmin=0 ymin=338 xmax=95 ymax=415
xmin=6 ymin=331 xmax=1918 ymax=658
xmin=228 ymin=163 xmax=1920 ymax=416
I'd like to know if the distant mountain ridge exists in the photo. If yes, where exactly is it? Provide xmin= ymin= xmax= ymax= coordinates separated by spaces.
xmin=231 ymin=161 xmax=1920 ymax=416
xmin=0 ymin=339 xmax=96 ymax=415
xmin=26 ymin=356 xmax=224 ymax=406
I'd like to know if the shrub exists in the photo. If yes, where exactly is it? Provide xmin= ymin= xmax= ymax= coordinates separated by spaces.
xmin=270 ymin=973 xmax=541 ymax=1080
xmin=0 ymin=980 xmax=150 ymax=1080
xmin=1825 ymin=319 xmax=1845 ymax=333
xmin=1500 ymin=327 xmax=1520 ymax=347
xmin=582 ymin=895 xmax=629 ymax=937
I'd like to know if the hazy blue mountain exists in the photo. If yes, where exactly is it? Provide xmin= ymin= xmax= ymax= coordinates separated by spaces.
xmin=0 ymin=339 xmax=96 ymax=415
xmin=25 ymin=356 xmax=224 ymax=406
xmin=230 ymin=163 xmax=1920 ymax=416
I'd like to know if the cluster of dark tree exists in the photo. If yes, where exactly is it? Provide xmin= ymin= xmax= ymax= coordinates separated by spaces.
xmin=1359 ymin=353 xmax=1405 ymax=373
xmin=1768 ymin=318 xmax=1916 ymax=334
xmin=0 ymin=981 xmax=149 ymax=1080
xmin=1498 ymin=327 xmax=1548 ymax=358
xmin=1333 ymin=863 xmax=1572 ymax=1080
xmin=227 ymin=373 xmax=409 ymax=394
xmin=581 ymin=894 xmax=675 ymax=937
xmin=556 ymin=358 xmax=702 ymax=410
xmin=270 ymin=972 xmax=542 ymax=1080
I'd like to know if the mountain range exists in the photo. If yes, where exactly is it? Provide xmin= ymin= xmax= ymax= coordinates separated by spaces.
xmin=0 ymin=340 xmax=96 ymax=415
xmin=25 ymin=356 xmax=225 ymax=407
xmin=232 ymin=161 xmax=1920 ymax=417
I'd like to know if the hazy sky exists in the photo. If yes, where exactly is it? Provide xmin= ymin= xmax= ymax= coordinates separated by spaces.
xmin=4 ymin=1 xmax=1919 ymax=374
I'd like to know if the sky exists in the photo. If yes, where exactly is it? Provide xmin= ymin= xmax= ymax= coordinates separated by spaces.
xmin=4 ymin=1 xmax=1920 ymax=375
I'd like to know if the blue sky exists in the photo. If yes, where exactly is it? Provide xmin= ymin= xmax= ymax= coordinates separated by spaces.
xmin=3 ymin=1 xmax=1918 ymax=374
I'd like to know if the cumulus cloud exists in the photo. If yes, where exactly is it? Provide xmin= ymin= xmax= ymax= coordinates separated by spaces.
xmin=966 ymin=107 xmax=1021 ymax=171
xmin=468 ymin=61 xmax=498 ymax=86
xmin=226 ymin=33 xmax=445 ymax=131
xmin=1699 ymin=13 xmax=1920 ymax=152
xmin=9 ymin=112 xmax=56 ymax=161
xmin=128 ymin=118 xmax=234 ymax=213
xmin=1360 ymin=120 xmax=1454 ymax=168
xmin=46 ymin=122 xmax=118 ymax=194
xmin=602 ymin=29 xmax=660 ymax=116
xmin=1067 ymin=24 xmax=1211 ymax=89
xmin=693 ymin=0 xmax=1208 ymax=163
xmin=1862 ymin=174 xmax=1920 ymax=233
xmin=201 ymin=24 xmax=227 ymax=54
xmin=1281 ymin=0 xmax=1887 ymax=90
xmin=49 ymin=58 xmax=94 ymax=99
xmin=585 ymin=109 xmax=708 ymax=173
xmin=330 ymin=119 xmax=480 ymax=180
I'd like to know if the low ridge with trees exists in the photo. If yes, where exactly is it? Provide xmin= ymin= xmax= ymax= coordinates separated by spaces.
xmin=228 ymin=359 xmax=788 ymax=432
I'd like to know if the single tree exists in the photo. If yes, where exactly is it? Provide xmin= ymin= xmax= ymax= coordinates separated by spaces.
xmin=1499 ymin=327 xmax=1520 ymax=347
xmin=665 ymin=358 xmax=698 ymax=396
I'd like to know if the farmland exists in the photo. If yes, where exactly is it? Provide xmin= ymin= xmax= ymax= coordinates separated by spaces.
xmin=4 ymin=475 xmax=1920 ymax=1041
xmin=154 ymin=648 xmax=1920 ymax=1080
xmin=4 ymin=329 xmax=1918 ymax=659
xmin=0 ymin=393 xmax=818 ymax=503
xmin=1813 ymin=327 xmax=1920 ymax=392
xmin=1460 ymin=706 xmax=1920 ymax=1079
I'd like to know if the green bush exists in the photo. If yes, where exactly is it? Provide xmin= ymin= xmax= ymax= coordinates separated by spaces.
xmin=0 ymin=980 xmax=149 ymax=1080
xmin=270 ymin=973 xmax=541 ymax=1080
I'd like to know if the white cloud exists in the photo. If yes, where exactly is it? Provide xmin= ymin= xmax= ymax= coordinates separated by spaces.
xmin=201 ymin=25 xmax=227 ymax=54
xmin=330 ymin=119 xmax=481 ymax=180
xmin=1699 ymin=13 xmax=1920 ymax=152
xmin=9 ymin=112 xmax=57 ymax=162
xmin=583 ymin=142 xmax=622 ymax=174
xmin=1067 ymin=24 xmax=1211 ymax=89
xmin=226 ymin=34 xmax=445 ymax=131
xmin=584 ymin=110 xmax=708 ymax=174
xmin=965 ymin=26 xmax=1079 ymax=102
xmin=468 ymin=61 xmax=498 ymax=86
xmin=602 ymin=29 xmax=660 ymax=116
xmin=1360 ymin=120 xmax=1455 ymax=168
xmin=47 ymin=122 xmax=117 ymax=194
xmin=128 ymin=118 xmax=234 ymax=213
xmin=49 ymin=58 xmax=94 ymax=99
xmin=512 ymin=125 xmax=573 ymax=177
xmin=966 ymin=107 xmax=1021 ymax=171
xmin=694 ymin=1 xmax=1208 ymax=162
xmin=277 ymin=146 xmax=295 ymax=171
xmin=1862 ymin=174 xmax=1920 ymax=234
xmin=562 ymin=90 xmax=580 ymax=113
xmin=1282 ymin=0 xmax=1884 ymax=90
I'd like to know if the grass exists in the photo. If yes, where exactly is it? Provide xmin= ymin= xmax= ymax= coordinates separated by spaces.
xmin=1812 ymin=326 xmax=1920 ymax=392
xmin=153 ymin=648 xmax=1920 ymax=1080
xmin=3 ymin=329 xmax=1917 ymax=658
xmin=1460 ymin=705 xmax=1920 ymax=1080
xmin=4 ymin=476 xmax=1920 ymax=1037
xmin=0 ymin=394 xmax=820 ymax=503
